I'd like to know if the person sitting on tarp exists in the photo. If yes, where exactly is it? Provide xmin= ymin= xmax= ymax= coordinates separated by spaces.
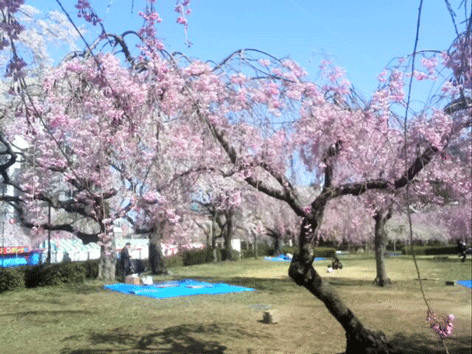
xmin=331 ymin=255 xmax=343 ymax=270
xmin=120 ymin=242 xmax=133 ymax=280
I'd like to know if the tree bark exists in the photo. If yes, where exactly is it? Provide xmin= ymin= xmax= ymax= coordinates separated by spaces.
xmin=97 ymin=246 xmax=116 ymax=281
xmin=211 ymin=217 xmax=219 ymax=262
xmin=223 ymin=210 xmax=234 ymax=261
xmin=253 ymin=230 xmax=258 ymax=259
xmin=149 ymin=241 xmax=167 ymax=275
xmin=289 ymin=257 xmax=397 ymax=354
xmin=149 ymin=220 xmax=168 ymax=275
xmin=373 ymin=207 xmax=393 ymax=287
xmin=289 ymin=200 xmax=399 ymax=354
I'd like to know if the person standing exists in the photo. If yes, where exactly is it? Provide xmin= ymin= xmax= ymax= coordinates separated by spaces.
xmin=120 ymin=242 xmax=132 ymax=281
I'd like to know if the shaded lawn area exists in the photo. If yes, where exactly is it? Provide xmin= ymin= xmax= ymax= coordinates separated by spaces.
xmin=0 ymin=256 xmax=470 ymax=354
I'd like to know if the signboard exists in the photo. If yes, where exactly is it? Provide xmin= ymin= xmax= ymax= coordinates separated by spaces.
xmin=0 ymin=246 xmax=29 ymax=254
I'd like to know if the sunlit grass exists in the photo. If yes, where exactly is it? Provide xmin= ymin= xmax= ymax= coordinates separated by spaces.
xmin=0 ymin=256 xmax=470 ymax=354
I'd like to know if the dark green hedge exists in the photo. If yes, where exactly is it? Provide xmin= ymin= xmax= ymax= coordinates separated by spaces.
xmin=26 ymin=263 xmax=86 ymax=287
xmin=164 ymin=254 xmax=183 ymax=268
xmin=41 ymin=263 xmax=86 ymax=286
xmin=181 ymin=248 xmax=244 ymax=266
xmin=241 ymin=243 xmax=271 ymax=259
xmin=82 ymin=259 xmax=100 ymax=279
xmin=281 ymin=246 xmax=336 ymax=258
xmin=0 ymin=262 xmax=87 ymax=294
xmin=402 ymin=246 xmax=457 ymax=256
xmin=182 ymin=248 xmax=219 ymax=266
xmin=0 ymin=267 xmax=26 ymax=293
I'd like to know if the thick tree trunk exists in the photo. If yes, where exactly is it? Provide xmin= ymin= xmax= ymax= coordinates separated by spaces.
xmin=291 ymin=211 xmax=399 ymax=354
xmin=149 ymin=241 xmax=167 ymax=275
xmin=98 ymin=246 xmax=116 ymax=281
xmin=222 ymin=210 xmax=234 ymax=261
xmin=373 ymin=207 xmax=393 ymax=287
xmin=253 ymin=230 xmax=258 ymax=259
xmin=223 ymin=231 xmax=233 ymax=261
xmin=149 ymin=220 xmax=168 ymax=275
xmin=289 ymin=258 xmax=397 ymax=353
xmin=211 ymin=232 xmax=218 ymax=263
xmin=273 ymin=236 xmax=282 ymax=255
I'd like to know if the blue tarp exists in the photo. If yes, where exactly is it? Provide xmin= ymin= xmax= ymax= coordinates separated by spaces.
xmin=104 ymin=279 xmax=255 ymax=299
xmin=264 ymin=255 xmax=327 ymax=262
xmin=457 ymin=280 xmax=472 ymax=289
xmin=0 ymin=251 xmax=42 ymax=268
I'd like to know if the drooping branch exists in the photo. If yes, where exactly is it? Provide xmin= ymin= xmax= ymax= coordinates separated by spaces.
xmin=0 ymin=133 xmax=17 ymax=184
xmin=5 ymin=198 xmax=100 ymax=244
xmin=205 ymin=119 xmax=306 ymax=217
xmin=333 ymin=117 xmax=472 ymax=199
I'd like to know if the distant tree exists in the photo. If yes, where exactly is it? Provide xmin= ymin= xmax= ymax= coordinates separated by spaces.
xmin=193 ymin=186 xmax=242 ymax=261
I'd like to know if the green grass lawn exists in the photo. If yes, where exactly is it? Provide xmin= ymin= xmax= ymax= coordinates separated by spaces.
xmin=0 ymin=256 xmax=470 ymax=354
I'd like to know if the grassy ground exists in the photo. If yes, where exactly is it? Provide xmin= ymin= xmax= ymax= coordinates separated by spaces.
xmin=0 ymin=255 xmax=470 ymax=354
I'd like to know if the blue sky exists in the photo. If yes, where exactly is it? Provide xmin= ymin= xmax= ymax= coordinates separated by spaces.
xmin=36 ymin=0 xmax=466 ymax=100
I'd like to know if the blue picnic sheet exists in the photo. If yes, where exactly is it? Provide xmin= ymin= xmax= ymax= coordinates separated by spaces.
xmin=104 ymin=279 xmax=255 ymax=299
xmin=264 ymin=254 xmax=327 ymax=262
xmin=457 ymin=280 xmax=472 ymax=289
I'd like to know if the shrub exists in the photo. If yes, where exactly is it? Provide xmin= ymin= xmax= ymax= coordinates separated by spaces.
xmin=41 ymin=263 xmax=86 ymax=286
xmin=182 ymin=248 xmax=218 ymax=266
xmin=242 ymin=248 xmax=259 ymax=258
xmin=23 ymin=263 xmax=87 ymax=287
xmin=314 ymin=247 xmax=337 ymax=258
xmin=221 ymin=249 xmax=240 ymax=261
xmin=82 ymin=259 xmax=99 ymax=279
xmin=181 ymin=247 xmax=246 ymax=265
xmin=24 ymin=265 xmax=43 ymax=288
xmin=165 ymin=254 xmax=184 ymax=268
xmin=257 ymin=243 xmax=271 ymax=256
xmin=0 ymin=268 xmax=26 ymax=293
xmin=280 ymin=246 xmax=336 ymax=258
xmin=280 ymin=246 xmax=297 ymax=255
xmin=402 ymin=246 xmax=457 ymax=256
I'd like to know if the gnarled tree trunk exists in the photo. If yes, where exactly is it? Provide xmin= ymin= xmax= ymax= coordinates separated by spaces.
xmin=97 ymin=204 xmax=116 ymax=281
xmin=373 ymin=206 xmax=393 ymax=287
xmin=98 ymin=246 xmax=116 ymax=281
xmin=252 ymin=229 xmax=258 ymax=259
xmin=149 ymin=241 xmax=167 ymax=275
xmin=222 ymin=209 xmax=234 ymax=260
xmin=289 ymin=214 xmax=399 ymax=354
xmin=149 ymin=220 xmax=168 ymax=275
xmin=289 ymin=259 xmax=397 ymax=354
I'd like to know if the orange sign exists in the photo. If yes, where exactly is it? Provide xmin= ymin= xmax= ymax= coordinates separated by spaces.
xmin=0 ymin=246 xmax=29 ymax=254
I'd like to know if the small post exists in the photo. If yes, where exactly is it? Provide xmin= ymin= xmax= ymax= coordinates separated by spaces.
xmin=47 ymin=204 xmax=51 ymax=264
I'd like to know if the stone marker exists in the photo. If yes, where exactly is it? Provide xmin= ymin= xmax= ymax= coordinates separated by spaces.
xmin=262 ymin=310 xmax=280 ymax=324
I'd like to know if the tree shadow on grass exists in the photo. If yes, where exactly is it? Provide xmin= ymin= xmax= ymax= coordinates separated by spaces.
xmin=324 ymin=278 xmax=375 ymax=287
xmin=61 ymin=322 xmax=263 ymax=354
xmin=176 ymin=274 xmax=386 ymax=291
xmin=389 ymin=333 xmax=472 ymax=354
xmin=0 ymin=309 xmax=93 ymax=319
xmin=66 ymin=283 xmax=106 ymax=295
xmin=174 ymin=275 xmax=299 ymax=294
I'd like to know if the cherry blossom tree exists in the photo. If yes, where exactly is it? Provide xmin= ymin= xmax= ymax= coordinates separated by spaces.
xmin=315 ymin=196 xmax=374 ymax=256
xmin=262 ymin=198 xmax=301 ymax=254
xmin=179 ymin=27 xmax=471 ymax=354
xmin=0 ymin=1 xmax=196 ymax=280
xmin=1 ymin=0 xmax=470 ymax=352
